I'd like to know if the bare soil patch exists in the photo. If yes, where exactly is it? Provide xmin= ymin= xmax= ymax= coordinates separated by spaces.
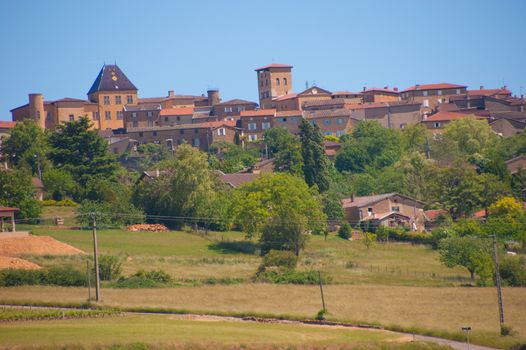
xmin=0 ymin=236 xmax=84 ymax=257
xmin=0 ymin=256 xmax=41 ymax=270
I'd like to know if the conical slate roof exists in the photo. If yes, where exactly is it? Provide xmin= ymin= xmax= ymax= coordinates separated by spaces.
xmin=87 ymin=64 xmax=137 ymax=95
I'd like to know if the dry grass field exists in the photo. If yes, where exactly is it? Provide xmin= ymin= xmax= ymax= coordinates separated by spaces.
xmin=2 ymin=284 xmax=525 ymax=348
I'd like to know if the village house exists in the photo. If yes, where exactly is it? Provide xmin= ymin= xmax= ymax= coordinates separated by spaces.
xmin=484 ymin=95 xmax=526 ymax=113
xmin=212 ymin=99 xmax=258 ymax=121
xmin=123 ymin=103 xmax=162 ymax=129
xmin=490 ymin=117 xmax=526 ymax=137
xmin=126 ymin=121 xmax=239 ymax=152
xmin=450 ymin=87 xmax=512 ymax=110
xmin=304 ymin=109 xmax=353 ymax=137
xmin=362 ymin=87 xmax=400 ymax=103
xmin=331 ymin=91 xmax=363 ymax=103
xmin=420 ymin=111 xmax=477 ymax=134
xmin=401 ymin=83 xmax=467 ymax=116
xmin=273 ymin=86 xmax=333 ymax=111
xmin=349 ymin=101 xmax=422 ymax=129
xmin=157 ymin=107 xmax=194 ymax=127
xmin=341 ymin=193 xmax=426 ymax=231
xmin=506 ymin=155 xmax=526 ymax=175
xmin=255 ymin=63 xmax=293 ymax=109
xmin=239 ymin=109 xmax=275 ymax=141
xmin=273 ymin=110 xmax=303 ymax=134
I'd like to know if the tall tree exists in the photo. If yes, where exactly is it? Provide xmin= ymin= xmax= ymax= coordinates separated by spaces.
xmin=274 ymin=140 xmax=303 ymax=176
xmin=299 ymin=119 xmax=330 ymax=192
xmin=2 ymin=119 xmax=47 ymax=176
xmin=0 ymin=170 xmax=41 ymax=219
xmin=47 ymin=116 xmax=118 ymax=186
xmin=442 ymin=116 xmax=497 ymax=156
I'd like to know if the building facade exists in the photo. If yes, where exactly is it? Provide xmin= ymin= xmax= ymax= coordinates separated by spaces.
xmin=255 ymin=64 xmax=293 ymax=109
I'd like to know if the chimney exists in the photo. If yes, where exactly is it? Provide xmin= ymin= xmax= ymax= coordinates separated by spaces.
xmin=363 ymin=86 xmax=366 ymax=92
xmin=480 ymin=85 xmax=484 ymax=90
xmin=393 ymin=87 xmax=398 ymax=92
xmin=415 ymin=84 xmax=420 ymax=90
xmin=168 ymin=90 xmax=174 ymax=97
xmin=384 ymin=86 xmax=388 ymax=90
xmin=207 ymin=89 xmax=220 ymax=106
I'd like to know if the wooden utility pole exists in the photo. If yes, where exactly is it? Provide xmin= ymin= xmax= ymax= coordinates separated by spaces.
xmin=91 ymin=214 xmax=101 ymax=302
xmin=318 ymin=270 xmax=326 ymax=312
xmin=492 ymin=235 xmax=504 ymax=325
xmin=86 ymin=260 xmax=91 ymax=302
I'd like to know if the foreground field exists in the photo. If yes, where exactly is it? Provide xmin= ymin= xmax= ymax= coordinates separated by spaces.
xmin=21 ymin=225 xmax=471 ymax=286
xmin=0 ymin=313 xmax=432 ymax=350
xmin=2 ymin=284 xmax=525 ymax=348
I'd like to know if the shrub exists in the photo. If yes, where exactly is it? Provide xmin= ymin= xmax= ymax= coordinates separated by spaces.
xmin=41 ymin=199 xmax=78 ymax=207
xmin=377 ymin=226 xmax=432 ymax=245
xmin=345 ymin=261 xmax=355 ymax=269
xmin=112 ymin=269 xmax=173 ymax=288
xmin=0 ymin=267 xmax=86 ymax=287
xmin=501 ymin=324 xmax=516 ymax=336
xmin=429 ymin=227 xmax=452 ymax=250
xmin=315 ymin=309 xmax=327 ymax=321
xmin=254 ymin=269 xmax=331 ymax=285
xmin=98 ymin=255 xmax=122 ymax=281
xmin=263 ymin=250 xmax=298 ymax=269
xmin=500 ymin=256 xmax=526 ymax=287
xmin=338 ymin=223 xmax=351 ymax=240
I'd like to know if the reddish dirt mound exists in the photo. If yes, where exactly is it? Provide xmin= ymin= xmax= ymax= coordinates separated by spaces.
xmin=127 ymin=224 xmax=169 ymax=232
xmin=0 ymin=236 xmax=84 ymax=257
xmin=0 ymin=256 xmax=41 ymax=270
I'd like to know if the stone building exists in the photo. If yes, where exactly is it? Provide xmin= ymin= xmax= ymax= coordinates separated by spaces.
xmin=255 ymin=63 xmax=293 ymax=109
xmin=400 ymin=83 xmax=467 ymax=116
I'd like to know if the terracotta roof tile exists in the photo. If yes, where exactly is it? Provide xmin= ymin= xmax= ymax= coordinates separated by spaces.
xmin=159 ymin=107 xmax=194 ymax=116
xmin=363 ymin=88 xmax=399 ymax=94
xmin=240 ymin=109 xmax=276 ymax=117
xmin=467 ymin=88 xmax=512 ymax=97
xmin=275 ymin=110 xmax=302 ymax=117
xmin=0 ymin=121 xmax=17 ymax=129
xmin=402 ymin=83 xmax=466 ymax=92
xmin=255 ymin=63 xmax=293 ymax=71
xmin=219 ymin=173 xmax=259 ymax=187
xmin=423 ymin=111 xmax=470 ymax=122
xmin=273 ymin=93 xmax=298 ymax=101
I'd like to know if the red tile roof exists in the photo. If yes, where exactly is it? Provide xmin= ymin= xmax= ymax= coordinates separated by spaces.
xmin=240 ymin=109 xmax=276 ymax=117
xmin=0 ymin=206 xmax=19 ymax=212
xmin=159 ymin=107 xmax=194 ymax=116
xmin=423 ymin=111 xmax=469 ymax=122
xmin=275 ymin=110 xmax=302 ymax=117
xmin=332 ymin=91 xmax=362 ymax=96
xmin=219 ymin=173 xmax=259 ymax=188
xmin=254 ymin=63 xmax=293 ymax=71
xmin=363 ymin=88 xmax=399 ymax=94
xmin=402 ymin=83 xmax=466 ymax=92
xmin=200 ymin=120 xmax=237 ymax=128
xmin=0 ymin=121 xmax=17 ymax=129
xmin=424 ymin=209 xmax=448 ymax=221
xmin=467 ymin=88 xmax=512 ymax=97
xmin=273 ymin=93 xmax=298 ymax=101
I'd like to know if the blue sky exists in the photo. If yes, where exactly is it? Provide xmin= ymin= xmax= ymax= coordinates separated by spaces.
xmin=1 ymin=0 xmax=525 ymax=120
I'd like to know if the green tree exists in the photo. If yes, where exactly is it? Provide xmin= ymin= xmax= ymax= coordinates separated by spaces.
xmin=209 ymin=141 xmax=258 ymax=173
xmin=363 ymin=232 xmax=377 ymax=250
xmin=132 ymin=144 xmax=222 ymax=228
xmin=47 ymin=117 xmax=118 ymax=187
xmin=338 ymin=222 xmax=352 ymax=240
xmin=260 ymin=211 xmax=308 ymax=256
xmin=42 ymin=168 xmax=77 ymax=200
xmin=2 ymin=119 xmax=47 ymax=176
xmin=263 ymin=127 xmax=296 ymax=156
xmin=335 ymin=121 xmax=402 ymax=173
xmin=135 ymin=143 xmax=173 ymax=171
xmin=485 ymin=197 xmax=526 ymax=248
xmin=274 ymin=139 xmax=303 ymax=176
xmin=442 ymin=116 xmax=498 ymax=156
xmin=299 ymin=119 xmax=330 ymax=192
xmin=439 ymin=235 xmax=493 ymax=283
xmin=231 ymin=173 xmax=327 ymax=238
xmin=0 ymin=170 xmax=41 ymax=219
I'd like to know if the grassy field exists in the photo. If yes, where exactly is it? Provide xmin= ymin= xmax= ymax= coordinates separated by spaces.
xmin=0 ymin=313 xmax=432 ymax=350
xmin=21 ymin=224 xmax=471 ymax=286
xmin=1 ymin=284 xmax=525 ymax=348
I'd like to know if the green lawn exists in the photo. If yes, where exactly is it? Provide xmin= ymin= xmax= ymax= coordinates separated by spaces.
xmin=0 ymin=313 xmax=422 ymax=349
xmin=22 ymin=225 xmax=470 ymax=286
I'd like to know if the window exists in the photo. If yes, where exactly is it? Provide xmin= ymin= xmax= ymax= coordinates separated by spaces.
xmin=153 ymin=131 xmax=157 ymax=136
xmin=237 ymin=106 xmax=245 ymax=112
xmin=367 ymin=207 xmax=373 ymax=215
xmin=36 ymin=111 xmax=41 ymax=119
xmin=423 ymin=99 xmax=429 ymax=107
xmin=194 ymin=129 xmax=199 ymax=134
xmin=147 ymin=111 xmax=153 ymax=118
xmin=105 ymin=111 xmax=111 ymax=120
xmin=276 ymin=78 xmax=280 ymax=86
xmin=284 ymin=78 xmax=288 ymax=86
xmin=115 ymin=96 xmax=122 ymax=104
xmin=324 ymin=119 xmax=331 ymax=125
xmin=248 ymin=123 xmax=257 ymax=130
xmin=336 ymin=130 xmax=344 ymax=137
xmin=217 ymin=128 xmax=226 ymax=136
xmin=164 ymin=117 xmax=169 ymax=122
xmin=225 ymin=107 xmax=233 ymax=113
xmin=456 ymin=89 xmax=461 ymax=95
xmin=400 ymin=123 xmax=407 ymax=129
xmin=262 ymin=122 xmax=271 ymax=130
xmin=336 ymin=118 xmax=344 ymax=125
xmin=434 ymin=122 xmax=441 ymax=128
xmin=423 ymin=91 xmax=428 ymax=97
xmin=69 ymin=114 xmax=74 ymax=121
xmin=117 ymin=111 xmax=123 ymax=120
xmin=139 ymin=132 xmax=143 ymax=137
xmin=437 ymin=90 xmax=442 ymax=96
xmin=193 ymin=138 xmax=200 ymax=147
xmin=46 ymin=112 xmax=52 ymax=120
xmin=180 ymin=129 xmax=185 ymax=134
xmin=132 ymin=121 xmax=138 ymax=127
xmin=324 ymin=131 xmax=331 ymax=136
xmin=392 ymin=206 xmax=400 ymax=212
xmin=248 ymin=134 xmax=258 ymax=141
xmin=127 ymin=95 xmax=133 ymax=104
xmin=104 ymin=96 xmax=110 ymax=105
xmin=132 ymin=112 xmax=137 ymax=118
xmin=92 ymin=112 xmax=99 ymax=120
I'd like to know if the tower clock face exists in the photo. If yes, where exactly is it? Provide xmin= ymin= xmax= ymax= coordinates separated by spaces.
xmin=112 ymin=75 xmax=118 ymax=81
